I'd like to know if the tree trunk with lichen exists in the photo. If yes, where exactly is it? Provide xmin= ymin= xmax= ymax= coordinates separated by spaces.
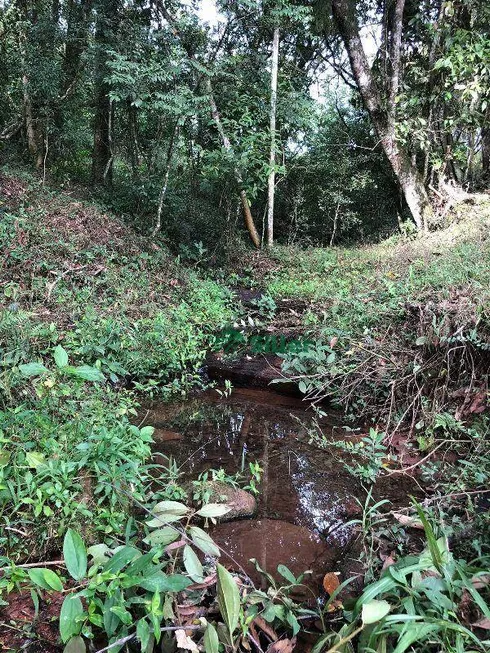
xmin=267 ymin=26 xmax=280 ymax=247
xmin=331 ymin=0 xmax=433 ymax=229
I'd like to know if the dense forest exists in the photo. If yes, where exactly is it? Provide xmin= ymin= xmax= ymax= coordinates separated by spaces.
xmin=0 ymin=0 xmax=490 ymax=652
xmin=1 ymin=0 xmax=489 ymax=245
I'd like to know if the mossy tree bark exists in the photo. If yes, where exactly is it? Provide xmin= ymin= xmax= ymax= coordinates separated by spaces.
xmin=331 ymin=0 xmax=433 ymax=230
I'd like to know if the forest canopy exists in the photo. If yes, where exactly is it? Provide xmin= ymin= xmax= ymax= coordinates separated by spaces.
xmin=1 ymin=0 xmax=488 ymax=247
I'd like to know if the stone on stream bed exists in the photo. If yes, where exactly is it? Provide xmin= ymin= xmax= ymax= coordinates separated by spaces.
xmin=206 ymin=353 xmax=298 ymax=394
xmin=192 ymin=481 xmax=257 ymax=521
xmin=152 ymin=428 xmax=183 ymax=442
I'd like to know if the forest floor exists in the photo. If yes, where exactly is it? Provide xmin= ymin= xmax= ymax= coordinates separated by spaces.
xmin=1 ymin=169 xmax=489 ymax=652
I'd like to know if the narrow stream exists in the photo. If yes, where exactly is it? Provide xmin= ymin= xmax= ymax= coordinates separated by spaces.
xmin=142 ymin=388 xmax=411 ymax=592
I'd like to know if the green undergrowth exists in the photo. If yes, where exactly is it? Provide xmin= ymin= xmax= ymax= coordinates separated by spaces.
xmin=254 ymin=201 xmax=490 ymax=428
xmin=0 ymin=170 xmax=236 ymax=559
xmin=1 ymin=171 xmax=490 ymax=651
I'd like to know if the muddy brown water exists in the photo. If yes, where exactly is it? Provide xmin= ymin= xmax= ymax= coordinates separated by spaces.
xmin=142 ymin=388 xmax=413 ymax=593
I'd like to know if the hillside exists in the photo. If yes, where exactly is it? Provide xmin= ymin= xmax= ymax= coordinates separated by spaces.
xmin=1 ymin=171 xmax=489 ymax=652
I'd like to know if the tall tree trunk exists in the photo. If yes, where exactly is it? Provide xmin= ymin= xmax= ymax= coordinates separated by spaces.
xmin=267 ymin=26 xmax=279 ymax=248
xmin=482 ymin=107 xmax=490 ymax=179
xmin=331 ymin=0 xmax=433 ymax=230
xmin=127 ymin=99 xmax=140 ymax=179
xmin=92 ymin=0 xmax=118 ymax=186
xmin=63 ymin=0 xmax=92 ymax=95
xmin=152 ymin=119 xmax=182 ymax=237
xmin=206 ymin=78 xmax=261 ymax=248
xmin=17 ymin=0 xmax=44 ymax=169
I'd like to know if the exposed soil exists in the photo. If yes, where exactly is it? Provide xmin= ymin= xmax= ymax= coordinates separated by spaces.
xmin=0 ymin=590 xmax=63 ymax=652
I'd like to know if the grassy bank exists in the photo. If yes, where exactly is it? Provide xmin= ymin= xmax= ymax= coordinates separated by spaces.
xmin=1 ymin=171 xmax=489 ymax=652
xmin=0 ymin=169 xmax=235 ymax=559
xmin=218 ymin=197 xmax=490 ymax=598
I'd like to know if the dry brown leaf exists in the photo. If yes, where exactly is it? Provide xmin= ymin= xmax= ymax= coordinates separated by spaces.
xmin=322 ymin=572 xmax=340 ymax=595
xmin=392 ymin=512 xmax=424 ymax=529
xmin=325 ymin=599 xmax=343 ymax=613
xmin=165 ymin=538 xmax=186 ymax=553
xmin=472 ymin=573 xmax=490 ymax=589
xmin=254 ymin=615 xmax=278 ymax=642
xmin=175 ymin=629 xmax=199 ymax=651
xmin=176 ymin=606 xmax=199 ymax=618
xmin=469 ymin=390 xmax=487 ymax=414
xmin=267 ymin=638 xmax=297 ymax=652
xmin=381 ymin=553 xmax=396 ymax=570
xmin=472 ymin=618 xmax=490 ymax=630
xmin=187 ymin=574 xmax=217 ymax=590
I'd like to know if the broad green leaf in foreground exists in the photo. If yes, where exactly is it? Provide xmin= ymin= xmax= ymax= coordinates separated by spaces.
xmin=196 ymin=503 xmax=231 ymax=518
xmin=362 ymin=599 xmax=391 ymax=624
xmin=59 ymin=595 xmax=84 ymax=643
xmin=28 ymin=568 xmax=63 ymax=592
xmin=217 ymin=563 xmax=241 ymax=638
xmin=63 ymin=529 xmax=87 ymax=581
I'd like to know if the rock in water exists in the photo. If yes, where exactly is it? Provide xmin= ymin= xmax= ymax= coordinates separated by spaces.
xmin=203 ymin=481 xmax=257 ymax=521
xmin=152 ymin=428 xmax=183 ymax=442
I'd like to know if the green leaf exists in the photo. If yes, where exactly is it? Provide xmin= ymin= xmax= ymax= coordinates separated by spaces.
xmin=183 ymin=545 xmax=204 ymax=582
xmin=286 ymin=610 xmax=300 ymax=636
xmin=103 ymin=596 xmax=120 ymax=638
xmin=26 ymin=451 xmax=45 ymax=468
xmin=54 ymin=345 xmax=69 ymax=368
xmin=63 ymin=529 xmax=87 ymax=581
xmin=139 ymin=425 xmax=155 ymax=440
xmin=103 ymin=546 xmax=140 ymax=573
xmin=27 ymin=568 xmax=63 ymax=592
xmin=203 ymin=622 xmax=219 ymax=653
xmin=362 ymin=599 xmax=391 ymax=624
xmin=392 ymin=623 xmax=439 ymax=653
xmin=415 ymin=336 xmax=428 ymax=346
xmin=188 ymin=526 xmax=220 ymax=557
xmin=412 ymin=498 xmax=443 ymax=573
xmin=153 ymin=500 xmax=189 ymax=516
xmin=19 ymin=362 xmax=49 ymax=377
xmin=137 ymin=619 xmax=151 ymax=652
xmin=143 ymin=526 xmax=179 ymax=547
xmin=71 ymin=365 xmax=105 ymax=382
xmin=277 ymin=564 xmax=296 ymax=584
xmin=59 ymin=595 xmax=84 ymax=643
xmin=63 ymin=636 xmax=86 ymax=653
xmin=87 ymin=543 xmax=110 ymax=566
xmin=196 ymin=504 xmax=231 ymax=518
xmin=138 ymin=572 xmax=191 ymax=593
xmin=110 ymin=605 xmax=132 ymax=625
xmin=146 ymin=514 xmax=183 ymax=527
xmin=146 ymin=500 xmax=189 ymax=527
xmin=217 ymin=563 xmax=241 ymax=638
xmin=0 ymin=450 xmax=10 ymax=467
xmin=311 ymin=633 xmax=335 ymax=653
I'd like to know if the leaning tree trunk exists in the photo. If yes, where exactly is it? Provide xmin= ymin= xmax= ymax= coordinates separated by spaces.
xmin=267 ymin=26 xmax=280 ymax=247
xmin=331 ymin=0 xmax=433 ymax=230
xmin=206 ymin=78 xmax=261 ymax=248
xmin=155 ymin=2 xmax=261 ymax=248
